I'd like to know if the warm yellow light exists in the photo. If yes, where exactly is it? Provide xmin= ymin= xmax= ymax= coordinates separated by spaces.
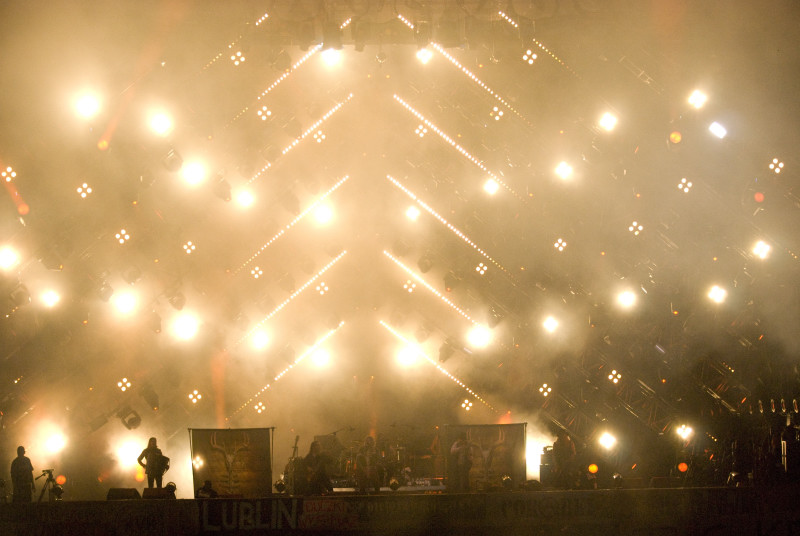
xmin=0 ymin=246 xmax=19 ymax=270
xmin=466 ymin=325 xmax=492 ymax=348
xmin=172 ymin=313 xmax=199 ymax=340
xmin=617 ymin=290 xmax=636 ymax=309
xmin=554 ymin=161 xmax=573 ymax=179
xmin=45 ymin=433 xmax=67 ymax=454
xmin=181 ymin=161 xmax=206 ymax=185
xmin=321 ymin=49 xmax=342 ymax=67
xmin=314 ymin=204 xmax=334 ymax=224
xmin=396 ymin=346 xmax=420 ymax=367
xmin=708 ymin=285 xmax=727 ymax=304
xmin=235 ymin=190 xmax=255 ymax=208
xmin=252 ymin=331 xmax=269 ymax=350
xmin=75 ymin=94 xmax=101 ymax=119
xmin=598 ymin=432 xmax=616 ymax=450
xmin=406 ymin=206 xmax=421 ymax=221
xmin=416 ymin=48 xmax=433 ymax=64
xmin=311 ymin=348 xmax=331 ymax=367
xmin=543 ymin=316 xmax=559 ymax=333
xmin=115 ymin=440 xmax=142 ymax=469
xmin=752 ymin=240 xmax=770 ymax=259
xmin=149 ymin=112 xmax=173 ymax=136
xmin=483 ymin=179 xmax=499 ymax=195
xmin=598 ymin=112 xmax=617 ymax=131
xmin=112 ymin=291 xmax=137 ymax=315
xmin=688 ymin=90 xmax=708 ymax=109
xmin=41 ymin=290 xmax=60 ymax=308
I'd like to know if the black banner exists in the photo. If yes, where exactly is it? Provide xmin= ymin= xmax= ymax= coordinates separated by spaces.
xmin=189 ymin=428 xmax=272 ymax=498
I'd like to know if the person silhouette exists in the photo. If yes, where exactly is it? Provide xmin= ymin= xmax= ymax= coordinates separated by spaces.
xmin=137 ymin=437 xmax=168 ymax=489
xmin=10 ymin=446 xmax=34 ymax=503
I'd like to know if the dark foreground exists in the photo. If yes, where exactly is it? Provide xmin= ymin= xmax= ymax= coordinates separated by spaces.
xmin=2 ymin=486 xmax=800 ymax=536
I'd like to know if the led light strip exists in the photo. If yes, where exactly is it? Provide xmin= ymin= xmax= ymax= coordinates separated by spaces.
xmin=229 ymin=322 xmax=345 ymax=419
xmin=203 ymin=38 xmax=241 ymax=70
xmin=237 ymin=251 xmax=348 ymax=346
xmin=380 ymin=321 xmax=498 ymax=413
xmin=393 ymin=95 xmax=522 ymax=201
xmin=528 ymin=37 xmax=581 ymax=79
xmin=397 ymin=14 xmax=415 ymax=29
xmin=429 ymin=43 xmax=529 ymax=122
xmin=234 ymin=175 xmax=350 ymax=274
xmin=228 ymin=45 xmax=324 ymax=127
xmin=497 ymin=11 xmax=518 ymax=28
xmin=383 ymin=250 xmax=479 ymax=325
xmin=386 ymin=175 xmax=511 ymax=276
xmin=246 ymin=94 xmax=354 ymax=185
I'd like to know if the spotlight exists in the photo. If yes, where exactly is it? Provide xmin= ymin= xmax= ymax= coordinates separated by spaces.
xmin=554 ymin=161 xmax=573 ymax=180
xmin=538 ymin=383 xmax=551 ymax=397
xmin=668 ymin=131 xmax=683 ymax=145
xmin=628 ymin=221 xmax=643 ymax=236
xmin=708 ymin=121 xmax=727 ymax=139
xmin=41 ymin=290 xmax=60 ymax=308
xmin=117 ymin=377 xmax=131 ymax=392
xmin=678 ymin=178 xmax=692 ymax=193
xmin=229 ymin=50 xmax=246 ymax=66
xmin=752 ymin=240 xmax=771 ymax=259
xmin=707 ymin=285 xmax=727 ymax=304
xmin=181 ymin=161 xmax=206 ymax=185
xmin=588 ymin=463 xmax=599 ymax=474
xmin=313 ymin=130 xmax=326 ymax=143
xmin=252 ymin=331 xmax=269 ymax=350
xmin=0 ymin=247 xmax=19 ymax=270
xmin=313 ymin=204 xmax=333 ymax=224
xmin=254 ymin=402 xmax=265 ymax=414
xmin=115 ymin=229 xmax=130 ymax=244
xmin=1 ymin=166 xmax=16 ymax=183
xmin=415 ymin=124 xmax=428 ymax=137
xmin=192 ymin=456 xmax=204 ymax=469
xmin=235 ymin=190 xmax=255 ymax=208
xmin=75 ymin=94 xmax=101 ymax=118
xmin=183 ymin=241 xmax=196 ymax=254
xmin=598 ymin=432 xmax=616 ymax=450
xmin=554 ymin=238 xmax=567 ymax=252
xmin=172 ymin=312 xmax=199 ymax=340
xmin=542 ymin=316 xmax=559 ymax=333
xmin=396 ymin=345 xmax=419 ymax=367
xmin=617 ymin=290 xmax=636 ymax=309
xmin=406 ymin=206 xmax=421 ymax=221
xmin=489 ymin=106 xmax=504 ymax=121
xmin=76 ymin=183 xmax=93 ymax=198
xmin=608 ymin=370 xmax=622 ymax=384
xmin=769 ymin=158 xmax=784 ymax=174
xmin=677 ymin=462 xmax=689 ymax=473
xmin=251 ymin=267 xmax=263 ymax=279
xmin=688 ymin=90 xmax=708 ymax=109
xmin=416 ymin=48 xmax=433 ymax=64
xmin=522 ymin=49 xmax=537 ymax=64
xmin=466 ymin=325 xmax=491 ymax=348
xmin=188 ymin=390 xmax=202 ymax=404
xmin=149 ymin=112 xmax=173 ymax=136
xmin=675 ymin=424 xmax=693 ymax=440
xmin=403 ymin=280 xmax=416 ymax=293
xmin=117 ymin=406 xmax=141 ymax=430
xmin=257 ymin=106 xmax=272 ymax=121
xmin=461 ymin=399 xmax=473 ymax=411
xmin=483 ymin=179 xmax=499 ymax=195
xmin=598 ymin=112 xmax=618 ymax=132
xmin=140 ymin=383 xmax=159 ymax=410
xmin=311 ymin=349 xmax=331 ymax=367
xmin=316 ymin=282 xmax=329 ymax=295
xmin=475 ymin=263 xmax=487 ymax=275
xmin=389 ymin=477 xmax=401 ymax=491
xmin=320 ymin=49 xmax=342 ymax=67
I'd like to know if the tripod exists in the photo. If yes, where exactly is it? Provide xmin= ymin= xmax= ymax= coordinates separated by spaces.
xmin=36 ymin=469 xmax=59 ymax=503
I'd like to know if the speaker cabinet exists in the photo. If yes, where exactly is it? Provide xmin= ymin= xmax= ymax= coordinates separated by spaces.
xmin=106 ymin=488 xmax=141 ymax=500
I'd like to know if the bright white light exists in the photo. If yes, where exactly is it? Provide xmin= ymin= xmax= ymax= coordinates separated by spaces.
xmin=235 ymin=190 xmax=255 ymax=208
xmin=598 ymin=112 xmax=618 ymax=131
xmin=115 ymin=440 xmax=142 ymax=469
xmin=181 ymin=161 xmax=206 ymax=185
xmin=406 ymin=206 xmax=421 ymax=221
xmin=617 ymin=291 xmax=636 ymax=309
xmin=311 ymin=348 xmax=331 ymax=367
xmin=314 ymin=204 xmax=334 ymax=224
xmin=172 ymin=313 xmax=200 ymax=340
xmin=543 ymin=316 xmax=559 ymax=333
xmin=676 ymin=424 xmax=693 ymax=440
xmin=396 ymin=345 xmax=420 ymax=367
xmin=0 ymin=247 xmax=19 ymax=270
xmin=708 ymin=121 xmax=727 ymax=139
xmin=321 ymin=48 xmax=342 ymax=67
xmin=45 ymin=433 xmax=67 ymax=454
xmin=41 ymin=290 xmax=60 ymax=308
xmin=466 ymin=325 xmax=492 ymax=348
xmin=708 ymin=285 xmax=727 ymax=304
xmin=483 ymin=179 xmax=499 ymax=195
xmin=678 ymin=178 xmax=692 ymax=193
xmin=554 ymin=161 xmax=573 ymax=180
xmin=75 ymin=94 xmax=101 ymax=119
xmin=752 ymin=240 xmax=771 ymax=260
xmin=112 ymin=291 xmax=137 ymax=315
xmin=416 ymin=48 xmax=433 ymax=64
xmin=598 ymin=432 xmax=616 ymax=450
xmin=252 ymin=331 xmax=270 ymax=350
xmin=149 ymin=112 xmax=173 ymax=136
xmin=688 ymin=90 xmax=708 ymax=109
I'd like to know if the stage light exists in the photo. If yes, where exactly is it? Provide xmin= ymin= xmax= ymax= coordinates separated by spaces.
xmin=321 ymin=48 xmax=342 ymax=67
xmin=56 ymin=475 xmax=66 ymax=486
xmin=490 ymin=106 xmax=504 ymax=121
xmin=522 ymin=49 xmax=537 ymax=64
xmin=149 ymin=112 xmax=173 ymax=136
xmin=313 ymin=204 xmax=333 ymax=224
xmin=588 ymin=463 xmax=599 ymax=474
xmin=254 ymin=402 xmax=265 ymax=414
xmin=188 ymin=390 xmax=202 ymax=404
xmin=676 ymin=424 xmax=693 ymax=440
xmin=45 ymin=433 xmax=67 ymax=454
xmin=554 ymin=238 xmax=567 ymax=252
xmin=251 ymin=266 xmax=263 ymax=279
xmin=396 ymin=345 xmax=420 ymax=367
xmin=112 ymin=291 xmax=137 ymax=315
xmin=617 ymin=290 xmax=636 ymax=309
xmin=483 ymin=178 xmax=499 ymax=195
xmin=41 ymin=290 xmax=60 ymax=308
xmin=316 ymin=282 xmax=329 ymax=295
xmin=708 ymin=121 xmax=727 ymax=139
xmin=628 ymin=221 xmax=643 ymax=236
xmin=678 ymin=178 xmax=692 ymax=193
xmin=669 ymin=131 xmax=682 ymax=145
xmin=598 ymin=432 xmax=616 ymax=450
xmin=0 ymin=246 xmax=19 ymax=270
xmin=539 ymin=383 xmax=551 ymax=397
xmin=181 ymin=161 xmax=206 ymax=185
xmin=252 ymin=331 xmax=269 ymax=350
xmin=403 ymin=280 xmax=416 ymax=293
xmin=311 ymin=348 xmax=331 ymax=367
xmin=77 ymin=183 xmax=93 ymax=198
xmin=172 ymin=313 xmax=199 ymax=340
xmin=416 ymin=48 xmax=433 ymax=64
xmin=257 ymin=106 xmax=272 ymax=121
xmin=415 ymin=124 xmax=428 ymax=137
xmin=608 ymin=370 xmax=622 ymax=384
xmin=708 ymin=285 xmax=727 ymax=304
xmin=769 ymin=158 xmax=784 ymax=174
xmin=476 ymin=263 xmax=487 ymax=275
xmin=230 ymin=50 xmax=246 ymax=66
xmin=115 ymin=229 xmax=130 ymax=244
xmin=543 ymin=316 xmax=559 ymax=333
xmin=406 ymin=205 xmax=421 ymax=221
xmin=313 ymin=130 xmax=326 ymax=143
xmin=192 ymin=456 xmax=204 ymax=469
xmin=677 ymin=462 xmax=689 ymax=473
xmin=467 ymin=325 xmax=491 ymax=348
xmin=75 ymin=94 xmax=101 ymax=118
xmin=461 ymin=399 xmax=473 ymax=411
xmin=752 ymin=240 xmax=771 ymax=259
xmin=754 ymin=191 xmax=765 ymax=203
xmin=688 ymin=90 xmax=708 ymax=109
xmin=235 ymin=190 xmax=255 ymax=208
xmin=598 ymin=112 xmax=618 ymax=132
xmin=1 ymin=166 xmax=16 ymax=183
xmin=554 ymin=161 xmax=573 ymax=180
xmin=180 ymin=241 xmax=195 ymax=255
xmin=117 ymin=378 xmax=131 ymax=392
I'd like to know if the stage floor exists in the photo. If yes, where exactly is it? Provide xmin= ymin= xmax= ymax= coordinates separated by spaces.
xmin=2 ymin=486 xmax=800 ymax=536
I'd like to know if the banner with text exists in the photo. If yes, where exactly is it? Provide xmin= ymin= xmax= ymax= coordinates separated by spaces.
xmin=189 ymin=428 xmax=272 ymax=498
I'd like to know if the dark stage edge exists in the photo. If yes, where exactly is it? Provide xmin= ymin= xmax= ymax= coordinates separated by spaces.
xmin=2 ymin=486 xmax=800 ymax=536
